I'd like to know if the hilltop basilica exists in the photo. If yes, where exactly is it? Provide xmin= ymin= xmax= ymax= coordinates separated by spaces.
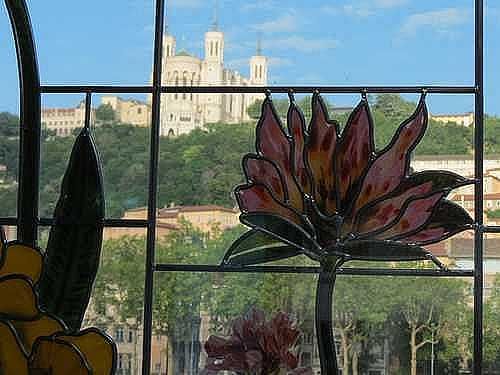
xmin=155 ymin=19 xmax=268 ymax=137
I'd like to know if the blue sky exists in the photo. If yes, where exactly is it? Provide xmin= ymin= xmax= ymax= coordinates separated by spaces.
xmin=1 ymin=0 xmax=499 ymax=115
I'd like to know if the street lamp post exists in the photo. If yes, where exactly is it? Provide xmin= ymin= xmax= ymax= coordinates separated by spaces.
xmin=431 ymin=329 xmax=435 ymax=375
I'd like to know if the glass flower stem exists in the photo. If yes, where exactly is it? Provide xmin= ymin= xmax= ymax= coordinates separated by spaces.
xmin=315 ymin=257 xmax=342 ymax=375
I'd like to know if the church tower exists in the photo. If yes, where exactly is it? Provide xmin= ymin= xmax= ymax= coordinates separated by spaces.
xmin=164 ymin=34 xmax=176 ymax=58
xmin=163 ymin=20 xmax=176 ymax=59
xmin=204 ymin=4 xmax=224 ymax=67
xmin=250 ymin=38 xmax=267 ymax=86
xmin=201 ymin=1 xmax=224 ymax=123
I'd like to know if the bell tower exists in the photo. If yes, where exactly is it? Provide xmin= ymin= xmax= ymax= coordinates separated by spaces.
xmin=204 ymin=2 xmax=224 ymax=65
xmin=250 ymin=37 xmax=267 ymax=86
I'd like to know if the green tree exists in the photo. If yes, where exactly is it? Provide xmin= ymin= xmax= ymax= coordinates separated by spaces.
xmin=95 ymin=104 xmax=116 ymax=122
xmin=389 ymin=275 xmax=470 ymax=375
xmin=484 ymin=274 xmax=500 ymax=370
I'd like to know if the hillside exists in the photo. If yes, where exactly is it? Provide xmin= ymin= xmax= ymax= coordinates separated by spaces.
xmin=1 ymin=95 xmax=498 ymax=218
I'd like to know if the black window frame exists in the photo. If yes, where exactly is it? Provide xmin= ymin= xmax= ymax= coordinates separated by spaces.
xmin=5 ymin=0 xmax=488 ymax=374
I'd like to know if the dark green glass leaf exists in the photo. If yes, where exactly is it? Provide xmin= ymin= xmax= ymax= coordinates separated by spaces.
xmin=38 ymin=128 xmax=104 ymax=331
xmin=226 ymin=246 xmax=301 ymax=266
xmin=240 ymin=213 xmax=322 ymax=261
xmin=339 ymin=240 xmax=429 ymax=261
xmin=222 ymin=229 xmax=282 ymax=261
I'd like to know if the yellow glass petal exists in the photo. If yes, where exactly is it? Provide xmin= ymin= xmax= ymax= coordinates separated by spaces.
xmin=29 ymin=337 xmax=91 ymax=375
xmin=0 ymin=277 xmax=38 ymax=320
xmin=0 ymin=320 xmax=29 ymax=375
xmin=57 ymin=329 xmax=117 ymax=375
xmin=0 ymin=243 xmax=43 ymax=283
xmin=12 ymin=314 xmax=66 ymax=355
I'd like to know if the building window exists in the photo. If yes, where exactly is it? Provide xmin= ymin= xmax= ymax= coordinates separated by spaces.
xmin=115 ymin=326 xmax=124 ymax=342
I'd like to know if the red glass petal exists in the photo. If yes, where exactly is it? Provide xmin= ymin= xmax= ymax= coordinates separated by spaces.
xmin=336 ymin=100 xmax=374 ymax=207
xmin=244 ymin=155 xmax=286 ymax=202
xmin=398 ymin=200 xmax=473 ymax=245
xmin=288 ymin=103 xmax=312 ymax=196
xmin=257 ymin=99 xmax=303 ymax=211
xmin=401 ymin=228 xmax=447 ymax=244
xmin=305 ymin=94 xmax=338 ymax=215
xmin=374 ymin=191 xmax=444 ymax=240
xmin=355 ymin=182 xmax=433 ymax=235
xmin=354 ymin=97 xmax=427 ymax=213
xmin=235 ymin=184 xmax=304 ymax=227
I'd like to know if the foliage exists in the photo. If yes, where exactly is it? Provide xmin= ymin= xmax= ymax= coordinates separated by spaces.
xmin=486 ymin=209 xmax=500 ymax=219
xmin=0 ymin=94 xmax=495 ymax=220
xmin=95 ymin=104 xmax=116 ymax=122
xmin=484 ymin=274 xmax=500 ymax=369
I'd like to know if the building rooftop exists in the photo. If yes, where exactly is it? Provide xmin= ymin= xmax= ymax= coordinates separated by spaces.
xmin=451 ymin=192 xmax=500 ymax=201
xmin=176 ymin=50 xmax=193 ymax=57
xmin=413 ymin=154 xmax=500 ymax=161
xmin=159 ymin=204 xmax=237 ymax=215
xmin=450 ymin=238 xmax=500 ymax=258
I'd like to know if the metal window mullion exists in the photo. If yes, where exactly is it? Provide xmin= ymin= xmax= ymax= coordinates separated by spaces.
xmin=154 ymin=264 xmax=474 ymax=277
xmin=7 ymin=0 xmax=41 ymax=247
xmin=473 ymin=0 xmax=484 ymax=373
xmin=160 ymin=85 xmax=476 ymax=94
xmin=141 ymin=0 xmax=165 ymax=374
xmin=39 ymin=85 xmax=477 ymax=95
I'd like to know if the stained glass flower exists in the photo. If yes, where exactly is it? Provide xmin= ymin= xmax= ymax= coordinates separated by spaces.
xmin=222 ymin=93 xmax=474 ymax=374
xmin=0 ymin=241 xmax=117 ymax=375
xmin=201 ymin=308 xmax=312 ymax=375
xmin=224 ymin=93 xmax=473 ymax=266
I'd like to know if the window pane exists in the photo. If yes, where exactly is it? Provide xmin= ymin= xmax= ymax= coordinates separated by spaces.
xmin=151 ymin=271 xmax=473 ymax=374
xmin=39 ymin=94 xmax=83 ymax=217
xmin=25 ymin=0 xmax=155 ymax=85
xmin=84 ymin=232 xmax=147 ymax=375
xmin=91 ymin=94 xmax=151 ymax=218
xmin=484 ymin=233 xmax=500 ymax=371
xmin=165 ymin=0 xmax=474 ymax=87
xmin=153 ymin=271 xmax=318 ymax=374
xmin=0 ymin=4 xmax=21 ymax=221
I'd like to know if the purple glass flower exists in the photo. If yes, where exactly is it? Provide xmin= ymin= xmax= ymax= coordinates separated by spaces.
xmin=201 ymin=309 xmax=312 ymax=375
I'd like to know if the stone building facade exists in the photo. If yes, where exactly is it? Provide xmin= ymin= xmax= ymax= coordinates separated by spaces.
xmin=41 ymin=100 xmax=95 ymax=137
xmin=430 ymin=112 xmax=474 ymax=127
xmin=101 ymin=96 xmax=151 ymax=127
xmin=156 ymin=25 xmax=267 ymax=136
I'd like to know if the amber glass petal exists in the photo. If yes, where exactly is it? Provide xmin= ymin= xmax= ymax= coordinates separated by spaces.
xmin=354 ymin=96 xmax=427 ymax=213
xmin=354 ymin=170 xmax=472 ymax=235
xmin=373 ymin=191 xmax=445 ymax=240
xmin=29 ymin=337 xmax=91 ymax=375
xmin=0 ymin=320 xmax=29 ymax=375
xmin=256 ymin=99 xmax=303 ymax=211
xmin=287 ymin=101 xmax=311 ymax=195
xmin=56 ymin=328 xmax=117 ymax=375
xmin=399 ymin=200 xmax=473 ymax=245
xmin=0 ymin=242 xmax=43 ymax=283
xmin=0 ymin=276 xmax=38 ymax=320
xmin=235 ymin=184 xmax=306 ymax=228
xmin=11 ymin=314 xmax=66 ymax=354
xmin=305 ymin=94 xmax=338 ymax=215
xmin=243 ymin=155 xmax=287 ymax=203
xmin=335 ymin=100 xmax=374 ymax=208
